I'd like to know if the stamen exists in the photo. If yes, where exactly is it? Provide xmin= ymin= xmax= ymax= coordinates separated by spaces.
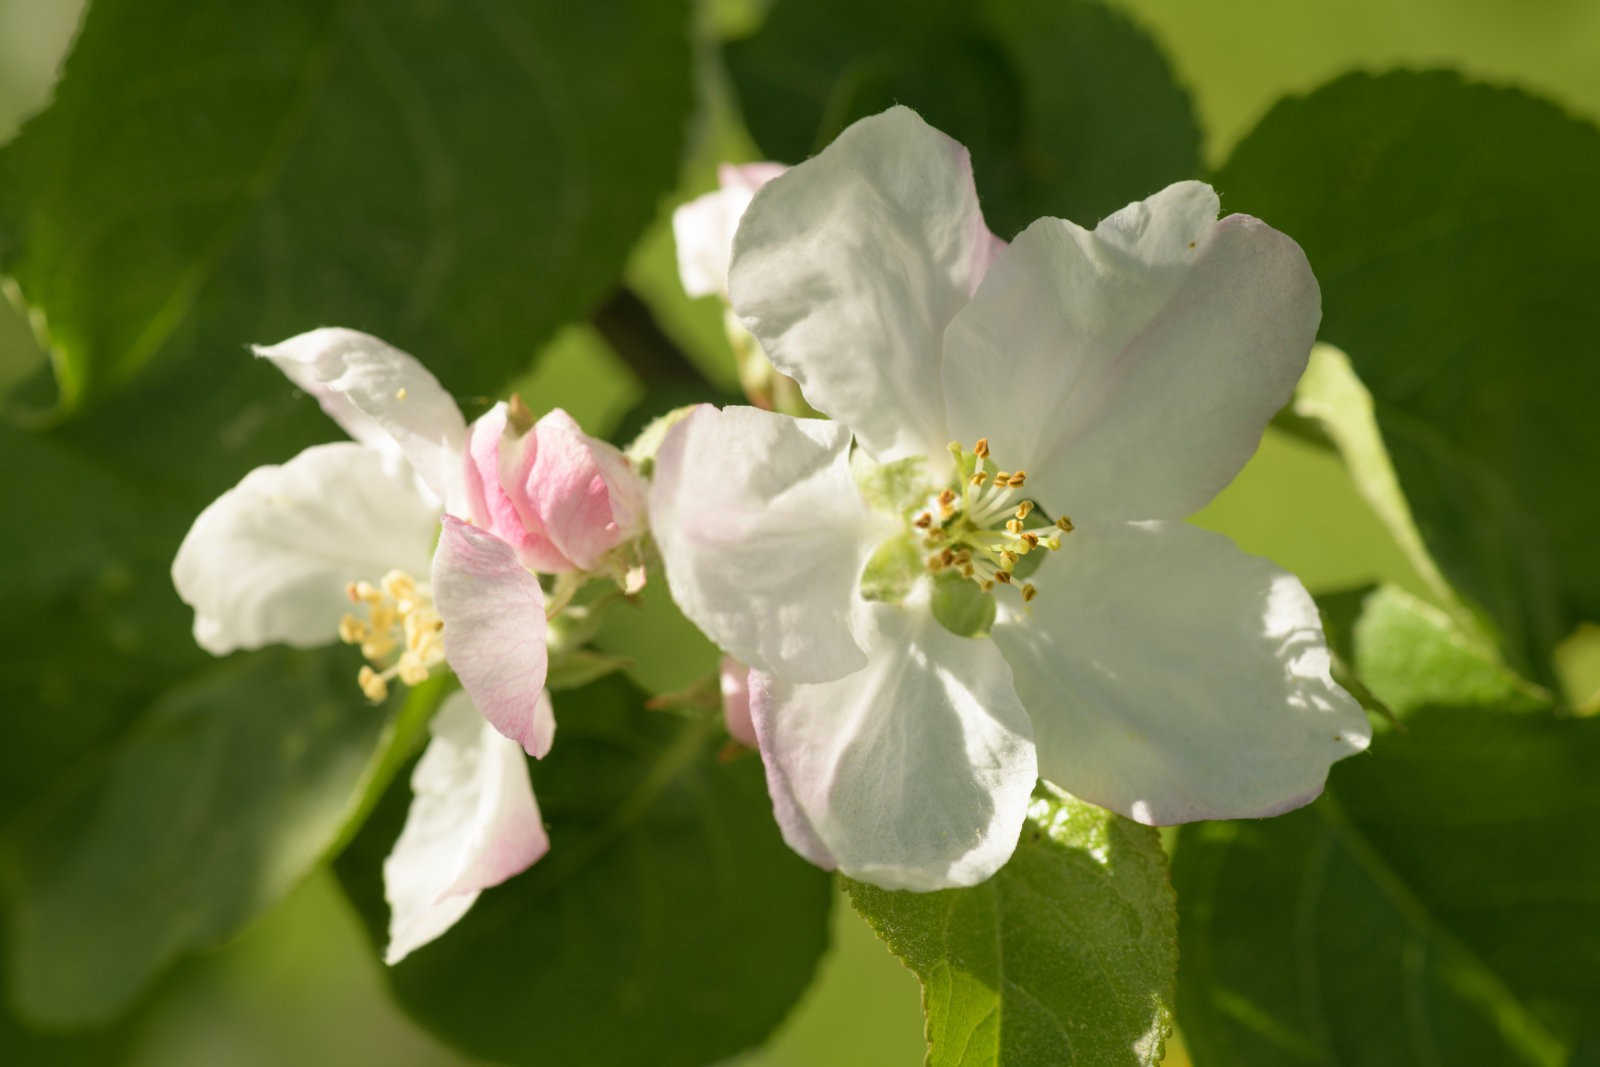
xmin=1005 ymin=518 xmax=1023 ymax=534
xmin=339 ymin=569 xmax=446 ymax=703
xmin=995 ymin=570 xmax=1012 ymax=584
xmin=1007 ymin=471 xmax=1026 ymax=488
xmin=969 ymin=472 xmax=988 ymax=487
xmin=1056 ymin=516 xmax=1075 ymax=532
xmin=914 ymin=512 xmax=933 ymax=528
xmin=1021 ymin=583 xmax=1037 ymax=602
xmin=1014 ymin=501 xmax=1034 ymax=519
xmin=974 ymin=438 xmax=990 ymax=458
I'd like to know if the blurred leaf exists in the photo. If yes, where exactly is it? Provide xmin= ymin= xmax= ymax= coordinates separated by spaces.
xmin=724 ymin=0 xmax=1200 ymax=236
xmin=589 ymin=578 xmax=723 ymax=694
xmin=1216 ymin=71 xmax=1600 ymax=680
xmin=0 ymin=0 xmax=692 ymax=414
xmin=4 ymin=648 xmax=395 ymax=1026
xmin=848 ymin=786 xmax=1176 ymax=1066
xmin=336 ymin=673 xmax=833 ymax=1067
xmin=1176 ymin=585 xmax=1600 ymax=1066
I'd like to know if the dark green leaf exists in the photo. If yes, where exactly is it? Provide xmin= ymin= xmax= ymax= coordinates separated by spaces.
xmin=335 ymin=673 xmax=833 ymax=1066
xmin=848 ymin=786 xmax=1176 ymax=1066
xmin=0 ymin=0 xmax=692 ymax=413
xmin=4 ymin=649 xmax=395 ymax=1026
xmin=725 ymin=0 xmax=1200 ymax=236
xmin=1176 ymin=585 xmax=1600 ymax=1066
xmin=1216 ymin=71 xmax=1600 ymax=679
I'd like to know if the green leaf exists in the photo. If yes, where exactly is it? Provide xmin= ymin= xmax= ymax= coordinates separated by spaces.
xmin=4 ymin=648 xmax=396 ymax=1026
xmin=848 ymin=786 xmax=1176 ymax=1066
xmin=724 ymin=0 xmax=1200 ymax=236
xmin=0 ymin=0 xmax=692 ymax=414
xmin=335 ymin=673 xmax=833 ymax=1066
xmin=1175 ymin=585 xmax=1600 ymax=1066
xmin=1216 ymin=71 xmax=1600 ymax=679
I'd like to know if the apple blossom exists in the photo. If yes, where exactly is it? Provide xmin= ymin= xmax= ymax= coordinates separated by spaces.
xmin=650 ymin=106 xmax=1372 ymax=891
xmin=171 ymin=327 xmax=645 ymax=959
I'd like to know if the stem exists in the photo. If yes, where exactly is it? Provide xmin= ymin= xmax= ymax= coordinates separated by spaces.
xmin=590 ymin=287 xmax=711 ymax=389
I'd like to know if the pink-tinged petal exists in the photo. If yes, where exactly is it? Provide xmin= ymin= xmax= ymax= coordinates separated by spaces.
xmin=172 ymin=442 xmax=438 ymax=655
xmin=674 ymin=163 xmax=787 ymax=300
xmin=255 ymin=328 xmax=468 ymax=511
xmin=728 ymin=106 xmax=1001 ymax=464
xmin=431 ymin=517 xmax=551 ymax=756
xmin=649 ymin=405 xmax=883 ymax=683
xmin=383 ymin=692 xmax=549 ymax=964
xmin=749 ymin=597 xmax=1037 ymax=890
xmin=994 ymin=520 xmax=1371 ymax=825
xmin=462 ymin=403 xmax=573 ymax=573
xmin=501 ymin=408 xmax=648 ymax=573
xmin=719 ymin=657 xmax=758 ymax=748
xmin=942 ymin=181 xmax=1320 ymax=520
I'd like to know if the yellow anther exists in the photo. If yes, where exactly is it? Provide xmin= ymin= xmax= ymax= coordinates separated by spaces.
xmin=981 ymin=579 xmax=995 ymax=592
xmin=995 ymin=570 xmax=1013 ymax=584
xmin=396 ymin=652 xmax=430 ymax=686
xmin=1021 ymin=583 xmax=1037 ymax=602
xmin=338 ymin=614 xmax=370 ymax=644
xmin=969 ymin=472 xmax=988 ymax=487
xmin=914 ymin=512 xmax=933 ymax=529
xmin=1005 ymin=518 xmax=1023 ymax=534
xmin=938 ymin=488 xmax=957 ymax=507
xmin=995 ymin=471 xmax=1011 ymax=484
xmin=940 ymin=548 xmax=956 ymax=566
xmin=394 ymin=387 xmax=408 ymax=401
xmin=1015 ymin=501 xmax=1034 ymax=519
xmin=358 ymin=666 xmax=389 ymax=703
xmin=1056 ymin=516 xmax=1075 ymax=532
xmin=927 ymin=554 xmax=944 ymax=571
xmin=1002 ymin=550 xmax=1018 ymax=567
xmin=1008 ymin=471 xmax=1027 ymax=488
xmin=974 ymin=438 xmax=990 ymax=458
xmin=1045 ymin=536 xmax=1062 ymax=551
xmin=961 ymin=563 xmax=975 ymax=577
xmin=1021 ymin=532 xmax=1039 ymax=548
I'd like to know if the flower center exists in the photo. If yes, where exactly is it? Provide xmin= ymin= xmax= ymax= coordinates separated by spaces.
xmin=338 ymin=570 xmax=445 ymax=702
xmin=913 ymin=437 xmax=1074 ymax=605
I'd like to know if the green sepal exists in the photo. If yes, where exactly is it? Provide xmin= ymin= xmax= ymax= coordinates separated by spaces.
xmin=854 ymin=454 xmax=932 ymax=517
xmin=860 ymin=535 xmax=923 ymax=603
xmin=930 ymin=573 xmax=997 ymax=638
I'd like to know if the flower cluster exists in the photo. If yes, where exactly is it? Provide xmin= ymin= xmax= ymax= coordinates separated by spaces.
xmin=175 ymin=106 xmax=1370 ymax=958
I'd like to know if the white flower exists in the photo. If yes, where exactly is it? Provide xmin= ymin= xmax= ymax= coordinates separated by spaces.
xmin=650 ymin=107 xmax=1371 ymax=891
xmin=171 ymin=329 xmax=553 ymax=960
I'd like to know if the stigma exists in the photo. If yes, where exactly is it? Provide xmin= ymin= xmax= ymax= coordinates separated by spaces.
xmin=338 ymin=570 xmax=445 ymax=702
xmin=912 ymin=438 xmax=1074 ymax=602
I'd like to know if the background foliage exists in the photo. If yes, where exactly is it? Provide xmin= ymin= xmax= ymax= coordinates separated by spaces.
xmin=1 ymin=0 xmax=1596 ymax=1064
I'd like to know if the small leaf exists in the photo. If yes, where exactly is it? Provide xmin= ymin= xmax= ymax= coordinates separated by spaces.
xmin=849 ymin=785 xmax=1176 ymax=1066
xmin=544 ymin=648 xmax=631 ymax=691
xmin=335 ymin=674 xmax=833 ymax=1066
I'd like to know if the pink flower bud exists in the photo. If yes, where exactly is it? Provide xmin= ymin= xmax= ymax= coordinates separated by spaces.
xmin=462 ymin=403 xmax=646 ymax=574
xmin=719 ymin=656 xmax=758 ymax=748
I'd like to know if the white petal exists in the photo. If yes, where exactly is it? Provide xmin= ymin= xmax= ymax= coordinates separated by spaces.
xmin=671 ymin=163 xmax=786 ymax=300
xmin=729 ymin=106 xmax=999 ymax=463
xmin=994 ymin=520 xmax=1371 ymax=825
xmin=431 ymin=518 xmax=552 ymax=756
xmin=649 ymin=405 xmax=883 ymax=684
xmin=383 ymin=691 xmax=549 ymax=964
xmin=942 ymin=181 xmax=1320 ymax=520
xmin=172 ymin=443 xmax=438 ymax=655
xmin=255 ymin=328 xmax=468 ymax=511
xmin=750 ymin=595 xmax=1037 ymax=890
